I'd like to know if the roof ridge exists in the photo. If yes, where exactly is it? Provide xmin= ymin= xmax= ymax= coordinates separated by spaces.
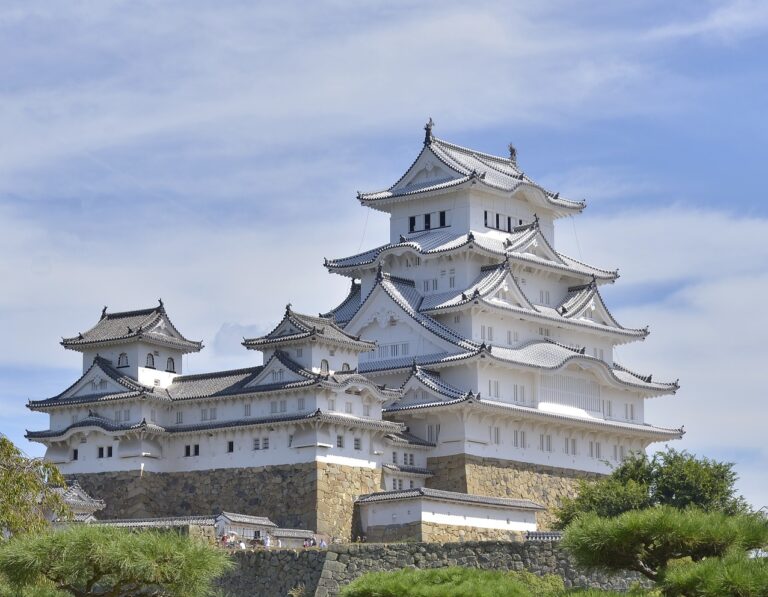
xmin=173 ymin=366 xmax=263 ymax=382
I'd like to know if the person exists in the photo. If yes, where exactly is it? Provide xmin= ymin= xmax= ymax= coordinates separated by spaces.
xmin=264 ymin=534 xmax=271 ymax=548
xmin=319 ymin=538 xmax=327 ymax=548
xmin=239 ymin=540 xmax=246 ymax=550
xmin=276 ymin=538 xmax=282 ymax=548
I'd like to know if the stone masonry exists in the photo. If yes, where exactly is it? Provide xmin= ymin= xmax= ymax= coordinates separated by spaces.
xmin=426 ymin=454 xmax=601 ymax=529
xmin=70 ymin=462 xmax=382 ymax=540
xmin=217 ymin=540 xmax=652 ymax=597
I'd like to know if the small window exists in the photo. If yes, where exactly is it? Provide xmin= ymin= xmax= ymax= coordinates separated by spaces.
xmin=72 ymin=449 xmax=78 ymax=461
xmin=496 ymin=213 xmax=500 ymax=229
xmin=166 ymin=357 xmax=175 ymax=373
xmin=193 ymin=444 xmax=200 ymax=456
xmin=345 ymin=402 xmax=352 ymax=414
xmin=107 ymin=446 xmax=112 ymax=458
xmin=320 ymin=359 xmax=329 ymax=374
xmin=484 ymin=210 xmax=488 ymax=227
xmin=270 ymin=401 xmax=278 ymax=414
xmin=409 ymin=453 xmax=414 ymax=465
xmin=201 ymin=408 xmax=209 ymax=421
xmin=392 ymin=451 xmax=397 ymax=463
xmin=507 ymin=216 xmax=512 ymax=232
xmin=354 ymin=438 xmax=361 ymax=451
xmin=298 ymin=398 xmax=305 ymax=411
xmin=227 ymin=441 xmax=234 ymax=453
xmin=341 ymin=363 xmax=350 ymax=371
xmin=328 ymin=399 xmax=335 ymax=411
xmin=262 ymin=437 xmax=269 ymax=449
xmin=123 ymin=409 xmax=130 ymax=422
xmin=439 ymin=211 xmax=446 ymax=227
xmin=363 ymin=404 xmax=370 ymax=417
xmin=98 ymin=447 xmax=104 ymax=458
xmin=145 ymin=353 xmax=155 ymax=368
xmin=279 ymin=400 xmax=287 ymax=413
xmin=244 ymin=403 xmax=251 ymax=417
xmin=410 ymin=480 xmax=415 ymax=489
xmin=424 ymin=213 xmax=431 ymax=230
xmin=409 ymin=216 xmax=416 ymax=233
xmin=336 ymin=435 xmax=344 ymax=448
xmin=253 ymin=438 xmax=260 ymax=450
xmin=288 ymin=434 xmax=293 ymax=447
xmin=431 ymin=278 xmax=437 ymax=291
xmin=176 ymin=411 xmax=183 ymax=425
xmin=185 ymin=445 xmax=191 ymax=457
xmin=117 ymin=353 xmax=128 ymax=368
xmin=296 ymin=348 xmax=303 ymax=358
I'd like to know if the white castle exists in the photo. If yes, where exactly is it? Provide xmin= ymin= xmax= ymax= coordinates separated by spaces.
xmin=27 ymin=122 xmax=682 ymax=541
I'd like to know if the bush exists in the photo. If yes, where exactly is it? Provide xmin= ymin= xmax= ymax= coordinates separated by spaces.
xmin=662 ymin=550 xmax=768 ymax=596
xmin=340 ymin=567 xmax=565 ymax=597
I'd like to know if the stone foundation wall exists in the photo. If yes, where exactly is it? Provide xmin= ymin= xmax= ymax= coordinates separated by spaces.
xmin=218 ymin=541 xmax=652 ymax=597
xmin=70 ymin=462 xmax=381 ymax=539
xmin=426 ymin=454 xmax=601 ymax=529
xmin=365 ymin=520 xmax=525 ymax=543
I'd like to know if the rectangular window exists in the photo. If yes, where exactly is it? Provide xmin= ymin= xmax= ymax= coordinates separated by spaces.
xmin=201 ymin=408 xmax=208 ymax=421
xmin=72 ymin=449 xmax=78 ymax=461
xmin=538 ymin=327 xmax=551 ymax=337
xmin=410 ymin=480 xmax=415 ymax=489
xmin=279 ymin=400 xmax=287 ymax=413
xmin=176 ymin=411 xmax=183 ymax=425
xmin=393 ymin=451 xmax=398 ymax=464
xmin=453 ymin=314 xmax=460 ymax=324
xmin=185 ymin=445 xmax=191 ymax=457
xmin=423 ymin=280 xmax=429 ymax=292
xmin=613 ymin=444 xmax=618 ymax=461
xmin=431 ymin=278 xmax=438 ymax=291
xmin=439 ymin=211 xmax=446 ymax=227
xmin=488 ymin=379 xmax=500 ymax=398
xmin=298 ymin=398 xmax=305 ymax=411
xmin=244 ymin=403 xmax=251 ymax=417
xmin=630 ymin=404 xmax=635 ymax=420
xmin=449 ymin=269 xmax=455 ymax=288
xmin=484 ymin=210 xmax=488 ymax=227
xmin=496 ymin=213 xmax=500 ymax=229
xmin=113 ymin=410 xmax=120 ymax=423
xmin=513 ymin=430 xmax=526 ymax=448
xmin=409 ymin=216 xmax=416 ymax=233
xmin=481 ymin=325 xmax=486 ymax=340
xmin=253 ymin=438 xmax=260 ymax=450
xmin=491 ymin=427 xmax=501 ymax=445
xmin=288 ymin=435 xmax=293 ymax=447
xmin=270 ymin=401 xmax=278 ymax=414
xmin=227 ymin=441 xmax=234 ymax=453
xmin=107 ymin=446 xmax=112 ymax=458
xmin=193 ymin=444 xmax=200 ymax=456
xmin=98 ymin=447 xmax=104 ymax=458
xmin=409 ymin=453 xmax=415 ymax=465
xmin=354 ymin=438 xmax=361 ymax=451
xmin=210 ymin=407 xmax=217 ymax=420
xmin=150 ymin=408 xmax=156 ymax=422
xmin=345 ymin=402 xmax=352 ymax=414
xmin=424 ymin=213 xmax=431 ymax=230
xmin=336 ymin=435 xmax=344 ymax=448
xmin=507 ymin=216 xmax=512 ymax=232
xmin=328 ymin=399 xmax=335 ymax=411
xmin=487 ymin=326 xmax=494 ymax=342
xmin=398 ymin=479 xmax=404 ymax=490
xmin=123 ymin=409 xmax=130 ymax=422
xmin=262 ymin=437 xmax=269 ymax=450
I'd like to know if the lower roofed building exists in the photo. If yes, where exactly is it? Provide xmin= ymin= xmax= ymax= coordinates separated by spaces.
xmin=26 ymin=124 xmax=683 ymax=540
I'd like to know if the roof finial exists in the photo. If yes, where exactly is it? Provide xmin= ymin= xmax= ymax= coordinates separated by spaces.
xmin=424 ymin=117 xmax=434 ymax=145
xmin=375 ymin=261 xmax=384 ymax=281
xmin=285 ymin=303 xmax=292 ymax=314
xmin=533 ymin=213 xmax=540 ymax=228
xmin=411 ymin=358 xmax=418 ymax=373
xmin=157 ymin=298 xmax=164 ymax=310
xmin=508 ymin=143 xmax=517 ymax=165
xmin=100 ymin=306 xmax=108 ymax=319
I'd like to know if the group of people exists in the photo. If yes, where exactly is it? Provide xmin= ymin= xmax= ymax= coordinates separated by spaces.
xmin=219 ymin=533 xmax=329 ymax=550
xmin=302 ymin=537 xmax=328 ymax=548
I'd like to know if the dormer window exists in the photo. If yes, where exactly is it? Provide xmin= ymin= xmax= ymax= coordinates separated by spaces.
xmin=145 ymin=353 xmax=155 ymax=368
xmin=166 ymin=357 xmax=175 ymax=373
xmin=320 ymin=359 xmax=329 ymax=374
xmin=117 ymin=353 xmax=128 ymax=368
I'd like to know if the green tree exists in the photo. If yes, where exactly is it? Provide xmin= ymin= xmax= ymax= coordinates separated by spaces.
xmin=554 ymin=448 xmax=749 ymax=528
xmin=662 ymin=549 xmax=768 ymax=597
xmin=0 ymin=524 xmax=233 ymax=597
xmin=561 ymin=506 xmax=768 ymax=583
xmin=0 ymin=436 xmax=68 ymax=537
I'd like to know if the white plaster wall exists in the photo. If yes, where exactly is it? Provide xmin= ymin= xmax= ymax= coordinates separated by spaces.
xmin=389 ymin=193 xmax=470 ymax=244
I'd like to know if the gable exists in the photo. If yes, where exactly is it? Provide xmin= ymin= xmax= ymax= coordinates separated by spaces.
xmin=243 ymin=355 xmax=310 ymax=388
xmin=146 ymin=315 xmax=185 ymax=341
xmin=514 ymin=232 xmax=563 ymax=264
xmin=484 ymin=271 xmax=536 ymax=311
xmin=391 ymin=147 xmax=463 ymax=193
xmin=64 ymin=366 xmax=127 ymax=398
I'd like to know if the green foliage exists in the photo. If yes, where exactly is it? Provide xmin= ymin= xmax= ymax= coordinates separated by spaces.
xmin=0 ymin=524 xmax=233 ymax=597
xmin=554 ymin=448 xmax=749 ymax=529
xmin=339 ymin=567 xmax=565 ymax=597
xmin=661 ymin=549 xmax=768 ymax=597
xmin=561 ymin=506 xmax=768 ymax=582
xmin=0 ymin=436 xmax=69 ymax=537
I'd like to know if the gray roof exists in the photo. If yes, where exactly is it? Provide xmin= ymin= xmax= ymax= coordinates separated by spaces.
xmin=326 ymin=228 xmax=616 ymax=282
xmin=382 ymin=463 xmax=434 ymax=476
xmin=358 ymin=135 xmax=584 ymax=213
xmin=321 ymin=281 xmax=362 ymax=324
xmin=61 ymin=302 xmax=202 ymax=352
xmin=384 ymin=429 xmax=435 ymax=448
xmin=29 ymin=356 xmax=153 ymax=409
xmin=356 ymin=487 xmax=545 ymax=511
xmin=271 ymin=528 xmax=315 ymax=538
xmin=54 ymin=481 xmax=105 ymax=513
xmin=220 ymin=511 xmax=277 ymax=527
xmin=243 ymin=305 xmax=374 ymax=351
xmin=165 ymin=366 xmax=265 ymax=400
xmin=27 ymin=409 xmax=404 ymax=440
xmin=93 ymin=515 xmax=217 ymax=528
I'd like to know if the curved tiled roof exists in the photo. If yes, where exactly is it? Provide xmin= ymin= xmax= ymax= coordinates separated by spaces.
xmin=61 ymin=302 xmax=202 ymax=352
xmin=384 ymin=430 xmax=435 ymax=448
xmin=28 ymin=356 xmax=153 ymax=410
xmin=243 ymin=305 xmax=374 ymax=351
xmin=26 ymin=415 xmax=165 ymax=439
xmin=355 ymin=487 xmax=545 ymax=510
xmin=325 ymin=228 xmax=617 ymax=282
xmin=358 ymin=135 xmax=584 ymax=214
xmin=382 ymin=463 xmax=434 ymax=476
xmin=320 ymin=281 xmax=362 ymax=324
xmin=165 ymin=366 xmax=265 ymax=400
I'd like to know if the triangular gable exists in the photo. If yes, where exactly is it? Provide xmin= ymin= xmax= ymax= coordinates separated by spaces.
xmin=144 ymin=313 xmax=190 ymax=343
xmin=482 ymin=268 xmax=538 ymax=311
xmin=509 ymin=228 xmax=564 ymax=265
xmin=390 ymin=146 xmax=464 ymax=193
xmin=243 ymin=352 xmax=314 ymax=388
xmin=61 ymin=361 xmax=138 ymax=400
xmin=567 ymin=289 xmax=628 ymax=330
xmin=344 ymin=279 xmax=470 ymax=356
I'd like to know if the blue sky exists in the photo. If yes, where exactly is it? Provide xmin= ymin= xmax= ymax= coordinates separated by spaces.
xmin=2 ymin=1 xmax=767 ymax=507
